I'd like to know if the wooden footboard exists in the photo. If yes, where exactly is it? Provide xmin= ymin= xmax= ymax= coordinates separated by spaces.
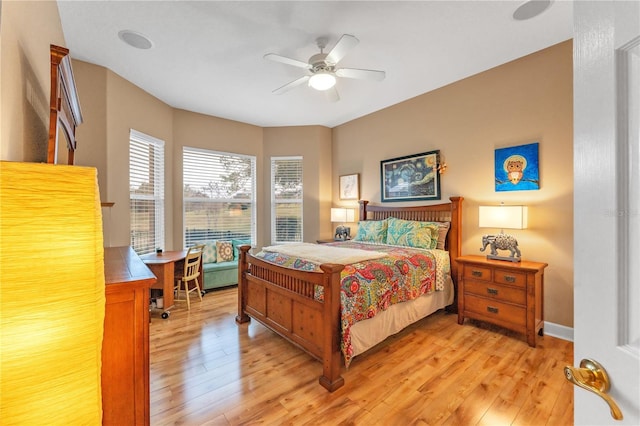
xmin=235 ymin=246 xmax=346 ymax=392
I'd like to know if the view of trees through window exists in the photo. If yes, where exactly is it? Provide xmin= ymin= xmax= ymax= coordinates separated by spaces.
xmin=271 ymin=157 xmax=303 ymax=244
xmin=183 ymin=147 xmax=256 ymax=246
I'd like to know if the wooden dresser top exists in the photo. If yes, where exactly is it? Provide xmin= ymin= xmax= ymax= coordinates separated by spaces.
xmin=104 ymin=246 xmax=156 ymax=286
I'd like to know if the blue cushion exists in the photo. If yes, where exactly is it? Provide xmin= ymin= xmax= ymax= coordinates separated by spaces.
xmin=232 ymin=239 xmax=251 ymax=260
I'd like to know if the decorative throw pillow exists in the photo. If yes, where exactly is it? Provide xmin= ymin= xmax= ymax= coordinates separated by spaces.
xmin=432 ymin=221 xmax=451 ymax=250
xmin=232 ymin=239 xmax=251 ymax=260
xmin=386 ymin=217 xmax=439 ymax=249
xmin=200 ymin=241 xmax=217 ymax=263
xmin=216 ymin=241 xmax=234 ymax=262
xmin=353 ymin=219 xmax=388 ymax=243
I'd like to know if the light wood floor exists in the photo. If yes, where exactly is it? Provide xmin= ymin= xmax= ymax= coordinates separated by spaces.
xmin=149 ymin=287 xmax=573 ymax=425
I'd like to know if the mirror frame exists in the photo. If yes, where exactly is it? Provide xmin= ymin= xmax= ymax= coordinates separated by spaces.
xmin=47 ymin=45 xmax=83 ymax=165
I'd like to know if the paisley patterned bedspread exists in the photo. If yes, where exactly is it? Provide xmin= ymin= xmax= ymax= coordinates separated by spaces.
xmin=254 ymin=241 xmax=450 ymax=366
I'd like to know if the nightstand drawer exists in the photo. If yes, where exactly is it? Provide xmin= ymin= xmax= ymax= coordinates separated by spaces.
xmin=464 ymin=294 xmax=526 ymax=327
xmin=463 ymin=265 xmax=492 ymax=281
xmin=464 ymin=280 xmax=526 ymax=305
xmin=494 ymin=269 xmax=526 ymax=287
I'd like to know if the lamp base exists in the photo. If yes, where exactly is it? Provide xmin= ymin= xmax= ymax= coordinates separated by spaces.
xmin=486 ymin=254 xmax=521 ymax=263
xmin=480 ymin=233 xmax=522 ymax=262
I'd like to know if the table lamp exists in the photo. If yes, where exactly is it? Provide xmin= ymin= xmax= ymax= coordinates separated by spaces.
xmin=478 ymin=204 xmax=528 ymax=262
xmin=331 ymin=207 xmax=355 ymax=240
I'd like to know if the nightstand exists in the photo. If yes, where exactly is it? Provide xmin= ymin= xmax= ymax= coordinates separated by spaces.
xmin=456 ymin=255 xmax=547 ymax=347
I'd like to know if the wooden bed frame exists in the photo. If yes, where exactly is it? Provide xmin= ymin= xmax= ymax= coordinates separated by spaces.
xmin=235 ymin=196 xmax=463 ymax=392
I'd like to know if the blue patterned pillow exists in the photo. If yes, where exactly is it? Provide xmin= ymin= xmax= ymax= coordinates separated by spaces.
xmin=198 ymin=241 xmax=217 ymax=263
xmin=353 ymin=219 xmax=388 ymax=243
xmin=386 ymin=217 xmax=438 ymax=249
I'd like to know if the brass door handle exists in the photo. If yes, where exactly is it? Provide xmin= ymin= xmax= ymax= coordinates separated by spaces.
xmin=564 ymin=358 xmax=623 ymax=420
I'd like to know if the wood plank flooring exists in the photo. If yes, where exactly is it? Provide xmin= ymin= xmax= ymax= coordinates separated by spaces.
xmin=149 ymin=287 xmax=573 ymax=425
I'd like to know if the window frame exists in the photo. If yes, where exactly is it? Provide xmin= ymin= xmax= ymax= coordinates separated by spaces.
xmin=129 ymin=129 xmax=165 ymax=255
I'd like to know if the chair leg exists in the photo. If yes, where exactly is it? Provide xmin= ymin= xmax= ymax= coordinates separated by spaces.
xmin=184 ymin=280 xmax=191 ymax=311
xmin=195 ymin=279 xmax=203 ymax=302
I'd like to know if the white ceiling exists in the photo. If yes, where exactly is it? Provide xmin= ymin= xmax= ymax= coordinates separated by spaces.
xmin=57 ymin=1 xmax=573 ymax=128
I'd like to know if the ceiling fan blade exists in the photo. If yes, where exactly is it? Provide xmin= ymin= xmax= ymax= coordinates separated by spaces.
xmin=325 ymin=34 xmax=359 ymax=65
xmin=336 ymin=68 xmax=386 ymax=81
xmin=325 ymin=86 xmax=340 ymax=102
xmin=272 ymin=75 xmax=310 ymax=95
xmin=264 ymin=53 xmax=312 ymax=69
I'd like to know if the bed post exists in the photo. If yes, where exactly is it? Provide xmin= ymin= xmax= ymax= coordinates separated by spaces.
xmin=235 ymin=245 xmax=251 ymax=324
xmin=358 ymin=200 xmax=369 ymax=221
xmin=318 ymin=263 xmax=345 ymax=392
xmin=447 ymin=196 xmax=464 ymax=288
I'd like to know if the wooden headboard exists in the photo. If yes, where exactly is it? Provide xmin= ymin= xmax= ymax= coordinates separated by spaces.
xmin=358 ymin=196 xmax=464 ymax=283
xmin=48 ymin=45 xmax=83 ymax=165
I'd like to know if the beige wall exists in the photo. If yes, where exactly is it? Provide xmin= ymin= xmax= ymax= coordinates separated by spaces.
xmin=263 ymin=126 xmax=333 ymax=245
xmin=73 ymin=61 xmax=265 ymax=251
xmin=0 ymin=0 xmax=66 ymax=161
xmin=172 ymin=109 xmax=264 ymax=249
xmin=333 ymin=40 xmax=574 ymax=327
xmin=73 ymin=63 xmax=174 ymax=248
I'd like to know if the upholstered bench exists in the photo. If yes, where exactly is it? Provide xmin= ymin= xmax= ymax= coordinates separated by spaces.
xmin=198 ymin=239 xmax=250 ymax=291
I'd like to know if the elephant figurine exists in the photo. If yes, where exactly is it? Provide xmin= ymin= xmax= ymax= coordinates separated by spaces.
xmin=334 ymin=225 xmax=351 ymax=240
xmin=480 ymin=233 xmax=521 ymax=260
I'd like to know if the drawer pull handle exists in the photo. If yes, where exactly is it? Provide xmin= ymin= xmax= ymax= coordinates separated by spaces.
xmin=504 ymin=275 xmax=516 ymax=283
xmin=487 ymin=288 xmax=499 ymax=295
xmin=487 ymin=306 xmax=499 ymax=314
xmin=471 ymin=270 xmax=483 ymax=277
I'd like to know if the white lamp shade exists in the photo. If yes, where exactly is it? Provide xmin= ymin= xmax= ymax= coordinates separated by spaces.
xmin=331 ymin=207 xmax=355 ymax=223
xmin=479 ymin=205 xmax=528 ymax=229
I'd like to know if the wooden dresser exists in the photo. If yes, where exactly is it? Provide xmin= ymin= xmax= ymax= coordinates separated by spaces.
xmin=456 ymin=255 xmax=547 ymax=347
xmin=103 ymin=246 xmax=156 ymax=425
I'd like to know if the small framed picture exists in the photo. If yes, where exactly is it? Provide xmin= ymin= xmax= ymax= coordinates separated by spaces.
xmin=339 ymin=173 xmax=360 ymax=200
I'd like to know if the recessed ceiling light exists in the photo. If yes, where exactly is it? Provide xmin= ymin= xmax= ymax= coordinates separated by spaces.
xmin=513 ymin=0 xmax=553 ymax=21
xmin=118 ymin=30 xmax=153 ymax=49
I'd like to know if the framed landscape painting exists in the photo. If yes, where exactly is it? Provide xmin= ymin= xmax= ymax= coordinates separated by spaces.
xmin=380 ymin=150 xmax=441 ymax=202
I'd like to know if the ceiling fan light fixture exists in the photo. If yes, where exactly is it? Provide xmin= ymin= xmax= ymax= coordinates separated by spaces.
xmin=308 ymin=72 xmax=336 ymax=91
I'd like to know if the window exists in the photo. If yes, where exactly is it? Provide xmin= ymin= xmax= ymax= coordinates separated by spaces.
xmin=129 ymin=130 xmax=165 ymax=255
xmin=271 ymin=157 xmax=303 ymax=244
xmin=183 ymin=147 xmax=256 ymax=246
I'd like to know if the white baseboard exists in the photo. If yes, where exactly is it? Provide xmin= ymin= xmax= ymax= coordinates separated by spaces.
xmin=544 ymin=321 xmax=574 ymax=342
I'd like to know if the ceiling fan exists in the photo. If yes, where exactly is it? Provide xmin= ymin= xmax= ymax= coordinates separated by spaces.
xmin=264 ymin=34 xmax=386 ymax=102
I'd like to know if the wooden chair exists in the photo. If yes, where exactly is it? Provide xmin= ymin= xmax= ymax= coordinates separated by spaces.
xmin=174 ymin=245 xmax=205 ymax=310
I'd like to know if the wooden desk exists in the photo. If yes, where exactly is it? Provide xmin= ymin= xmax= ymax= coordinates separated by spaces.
xmin=103 ymin=246 xmax=156 ymax=426
xmin=139 ymin=250 xmax=190 ymax=316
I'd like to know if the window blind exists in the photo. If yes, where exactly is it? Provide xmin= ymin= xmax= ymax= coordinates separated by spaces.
xmin=183 ymin=147 xmax=256 ymax=246
xmin=129 ymin=129 xmax=165 ymax=255
xmin=271 ymin=157 xmax=303 ymax=244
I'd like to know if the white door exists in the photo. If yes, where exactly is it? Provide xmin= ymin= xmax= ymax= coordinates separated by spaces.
xmin=574 ymin=1 xmax=640 ymax=424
